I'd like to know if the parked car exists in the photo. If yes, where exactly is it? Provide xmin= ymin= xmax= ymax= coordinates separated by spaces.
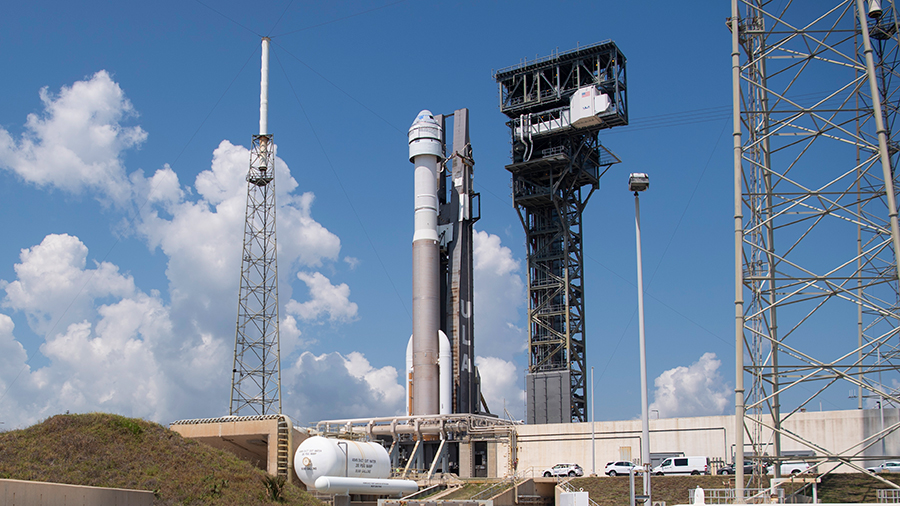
xmin=652 ymin=456 xmax=710 ymax=475
xmin=766 ymin=462 xmax=811 ymax=475
xmin=543 ymin=463 xmax=584 ymax=477
xmin=604 ymin=461 xmax=645 ymax=476
xmin=867 ymin=461 xmax=900 ymax=473
xmin=718 ymin=461 xmax=757 ymax=475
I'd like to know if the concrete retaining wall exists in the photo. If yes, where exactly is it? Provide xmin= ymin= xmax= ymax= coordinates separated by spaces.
xmin=0 ymin=478 xmax=153 ymax=506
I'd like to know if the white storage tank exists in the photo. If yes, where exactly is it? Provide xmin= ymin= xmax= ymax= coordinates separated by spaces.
xmin=294 ymin=436 xmax=391 ymax=489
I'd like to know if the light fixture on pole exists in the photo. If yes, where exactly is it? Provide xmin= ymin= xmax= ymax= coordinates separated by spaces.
xmin=629 ymin=172 xmax=651 ymax=504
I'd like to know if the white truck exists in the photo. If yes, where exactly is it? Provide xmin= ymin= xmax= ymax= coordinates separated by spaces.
xmin=652 ymin=456 xmax=710 ymax=475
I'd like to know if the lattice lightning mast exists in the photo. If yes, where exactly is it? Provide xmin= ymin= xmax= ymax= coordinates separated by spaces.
xmin=731 ymin=0 xmax=900 ymax=491
xmin=230 ymin=37 xmax=282 ymax=416
xmin=495 ymin=42 xmax=627 ymax=423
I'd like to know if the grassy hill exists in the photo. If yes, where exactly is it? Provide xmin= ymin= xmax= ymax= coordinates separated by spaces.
xmin=0 ymin=412 xmax=323 ymax=506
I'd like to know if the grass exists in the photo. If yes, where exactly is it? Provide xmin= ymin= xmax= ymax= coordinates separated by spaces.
xmin=0 ymin=412 xmax=324 ymax=506
xmin=439 ymin=480 xmax=500 ymax=500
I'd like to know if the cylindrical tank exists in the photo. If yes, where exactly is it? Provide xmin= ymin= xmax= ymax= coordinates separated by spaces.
xmin=439 ymin=330 xmax=451 ymax=415
xmin=407 ymin=331 xmax=452 ymax=415
xmin=294 ymin=436 xmax=391 ymax=489
xmin=314 ymin=476 xmax=419 ymax=495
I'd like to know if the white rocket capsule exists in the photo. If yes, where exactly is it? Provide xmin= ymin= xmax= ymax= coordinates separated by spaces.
xmin=408 ymin=110 xmax=443 ymax=161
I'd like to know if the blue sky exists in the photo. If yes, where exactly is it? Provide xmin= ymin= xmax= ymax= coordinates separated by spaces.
xmin=0 ymin=0 xmax=748 ymax=429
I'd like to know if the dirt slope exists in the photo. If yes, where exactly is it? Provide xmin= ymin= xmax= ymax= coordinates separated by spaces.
xmin=0 ymin=412 xmax=323 ymax=506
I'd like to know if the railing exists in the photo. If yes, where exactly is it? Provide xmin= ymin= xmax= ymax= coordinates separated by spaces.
xmin=514 ymin=466 xmax=541 ymax=479
xmin=401 ymin=483 xmax=446 ymax=501
xmin=879 ymin=489 xmax=900 ymax=503
xmin=558 ymin=479 xmax=601 ymax=506
xmin=471 ymin=476 xmax=518 ymax=501
xmin=689 ymin=488 xmax=784 ymax=504
xmin=494 ymin=40 xmax=614 ymax=76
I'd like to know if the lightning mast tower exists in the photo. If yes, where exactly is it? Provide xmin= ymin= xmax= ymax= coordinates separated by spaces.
xmin=495 ymin=42 xmax=627 ymax=423
xmin=230 ymin=37 xmax=282 ymax=416
xmin=732 ymin=0 xmax=900 ymax=489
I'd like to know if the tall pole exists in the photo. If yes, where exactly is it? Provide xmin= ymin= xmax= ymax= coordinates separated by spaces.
xmin=630 ymin=172 xmax=651 ymax=502
xmin=731 ymin=0 xmax=745 ymax=498
xmin=591 ymin=366 xmax=596 ymax=476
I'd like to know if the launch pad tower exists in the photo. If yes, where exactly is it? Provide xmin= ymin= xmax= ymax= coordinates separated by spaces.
xmin=495 ymin=42 xmax=627 ymax=423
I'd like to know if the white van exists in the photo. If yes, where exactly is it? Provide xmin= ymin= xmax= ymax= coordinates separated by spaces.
xmin=652 ymin=456 xmax=710 ymax=475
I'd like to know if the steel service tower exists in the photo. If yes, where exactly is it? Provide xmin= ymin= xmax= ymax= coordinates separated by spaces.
xmin=495 ymin=42 xmax=627 ymax=423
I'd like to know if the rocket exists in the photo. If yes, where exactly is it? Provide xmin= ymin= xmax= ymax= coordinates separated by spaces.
xmin=407 ymin=110 xmax=451 ymax=416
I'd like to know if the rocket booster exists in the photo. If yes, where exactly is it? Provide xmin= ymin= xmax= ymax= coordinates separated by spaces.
xmin=408 ymin=110 xmax=443 ymax=416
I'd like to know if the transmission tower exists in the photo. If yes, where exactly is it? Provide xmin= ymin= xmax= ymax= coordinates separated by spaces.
xmin=731 ymin=0 xmax=900 ymax=488
xmin=495 ymin=42 xmax=627 ymax=423
xmin=230 ymin=38 xmax=282 ymax=416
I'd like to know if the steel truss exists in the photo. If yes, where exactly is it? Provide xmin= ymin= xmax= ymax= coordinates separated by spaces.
xmin=732 ymin=0 xmax=900 ymax=489
xmin=230 ymin=133 xmax=282 ymax=416
xmin=496 ymin=42 xmax=626 ymax=423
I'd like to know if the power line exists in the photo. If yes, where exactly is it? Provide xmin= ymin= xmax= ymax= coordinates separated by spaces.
xmin=271 ymin=0 xmax=408 ymax=38
xmin=272 ymin=50 xmax=411 ymax=320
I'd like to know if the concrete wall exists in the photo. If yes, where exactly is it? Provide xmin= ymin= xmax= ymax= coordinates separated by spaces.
xmin=171 ymin=415 xmax=309 ymax=480
xmin=459 ymin=442 xmax=472 ymax=478
xmin=0 ymin=479 xmax=153 ymax=506
xmin=512 ymin=408 xmax=900 ymax=477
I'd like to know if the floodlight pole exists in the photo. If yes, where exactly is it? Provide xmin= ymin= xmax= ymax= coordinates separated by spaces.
xmin=631 ymin=173 xmax=651 ymax=503
xmin=591 ymin=366 xmax=596 ymax=475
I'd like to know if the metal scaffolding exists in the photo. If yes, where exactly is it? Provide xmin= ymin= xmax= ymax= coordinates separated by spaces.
xmin=731 ymin=0 xmax=900 ymax=490
xmin=229 ymin=132 xmax=282 ymax=416
xmin=495 ymin=42 xmax=627 ymax=423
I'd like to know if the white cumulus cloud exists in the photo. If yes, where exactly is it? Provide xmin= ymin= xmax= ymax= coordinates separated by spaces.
xmin=476 ymin=356 xmax=525 ymax=420
xmin=286 ymin=272 xmax=358 ymax=323
xmin=0 ymin=72 xmax=354 ymax=428
xmin=0 ymin=70 xmax=146 ymax=205
xmin=649 ymin=352 xmax=732 ymax=418
xmin=473 ymin=230 xmax=526 ymax=359
xmin=0 ymin=233 xmax=239 ymax=427
xmin=282 ymin=351 xmax=405 ymax=423
xmin=1 ymin=233 xmax=136 ymax=336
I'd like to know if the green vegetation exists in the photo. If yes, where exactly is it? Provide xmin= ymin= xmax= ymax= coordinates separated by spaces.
xmin=0 ymin=413 xmax=323 ymax=506
xmin=817 ymin=473 xmax=900 ymax=503
xmin=439 ymin=480 xmax=500 ymax=500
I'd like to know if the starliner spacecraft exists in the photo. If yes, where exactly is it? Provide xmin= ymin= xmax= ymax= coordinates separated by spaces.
xmin=405 ymin=109 xmax=485 ymax=417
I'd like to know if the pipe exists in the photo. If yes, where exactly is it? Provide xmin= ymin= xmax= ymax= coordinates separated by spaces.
xmin=314 ymin=412 xmax=510 ymax=432
xmin=313 ymin=476 xmax=418 ymax=495
xmin=259 ymin=37 xmax=270 ymax=136
xmin=409 ymin=110 xmax=443 ymax=416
